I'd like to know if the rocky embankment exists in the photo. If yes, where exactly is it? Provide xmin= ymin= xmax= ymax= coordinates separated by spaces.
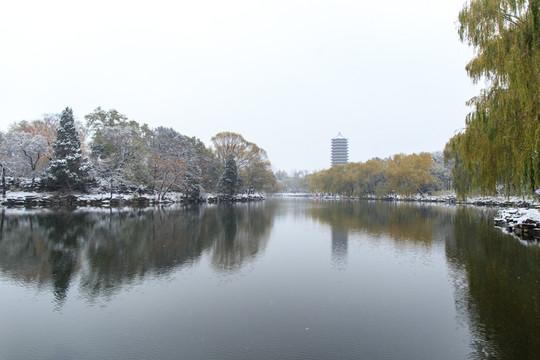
xmin=0 ymin=192 xmax=265 ymax=208
xmin=206 ymin=194 xmax=265 ymax=203
xmin=494 ymin=208 xmax=540 ymax=241
xmin=325 ymin=194 xmax=536 ymax=208
xmin=1 ymin=193 xmax=185 ymax=208
xmin=381 ymin=194 xmax=535 ymax=208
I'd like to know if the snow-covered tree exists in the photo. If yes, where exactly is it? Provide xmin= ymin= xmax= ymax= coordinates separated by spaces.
xmin=86 ymin=108 xmax=150 ymax=194
xmin=86 ymin=107 xmax=143 ymax=159
xmin=0 ymin=131 xmax=5 ymax=197
xmin=90 ymin=125 xmax=148 ymax=197
xmin=1 ymin=131 xmax=48 ymax=189
xmin=183 ymin=159 xmax=202 ymax=200
xmin=185 ymin=136 xmax=218 ymax=194
xmin=428 ymin=151 xmax=453 ymax=192
xmin=9 ymin=114 xmax=59 ymax=161
xmin=147 ymin=127 xmax=201 ymax=200
xmin=217 ymin=156 xmax=239 ymax=200
xmin=46 ymin=107 xmax=91 ymax=191
xmin=0 ymin=162 xmax=5 ymax=198
xmin=85 ymin=106 xmax=133 ymax=130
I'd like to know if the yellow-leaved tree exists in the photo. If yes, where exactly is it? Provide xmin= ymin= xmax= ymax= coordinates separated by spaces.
xmin=211 ymin=132 xmax=276 ymax=193
xmin=385 ymin=153 xmax=434 ymax=196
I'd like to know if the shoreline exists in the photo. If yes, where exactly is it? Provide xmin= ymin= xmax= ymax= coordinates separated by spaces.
xmin=275 ymin=193 xmax=539 ymax=209
xmin=494 ymin=208 xmax=540 ymax=242
xmin=276 ymin=193 xmax=540 ymax=242
xmin=3 ymin=191 xmax=539 ymax=242
xmin=0 ymin=191 xmax=264 ymax=208
xmin=3 ymin=191 xmax=537 ymax=209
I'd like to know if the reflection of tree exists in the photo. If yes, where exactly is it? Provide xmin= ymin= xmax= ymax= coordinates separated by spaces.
xmin=210 ymin=202 xmax=275 ymax=272
xmin=331 ymin=227 xmax=348 ymax=267
xmin=49 ymin=248 xmax=77 ymax=305
xmin=80 ymin=207 xmax=210 ymax=300
xmin=219 ymin=204 xmax=238 ymax=245
xmin=446 ymin=207 xmax=540 ymax=359
xmin=38 ymin=212 xmax=88 ymax=306
xmin=0 ymin=214 xmax=53 ymax=288
xmin=0 ymin=209 xmax=5 ymax=236
xmin=0 ymin=211 xmax=91 ymax=307
xmin=307 ymin=200 xmax=540 ymax=358
xmin=213 ymin=204 xmax=239 ymax=271
xmin=308 ymin=201 xmax=453 ymax=247
xmin=0 ymin=201 xmax=277 ymax=304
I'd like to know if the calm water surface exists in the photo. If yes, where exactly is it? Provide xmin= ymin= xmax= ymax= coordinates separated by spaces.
xmin=1 ymin=199 xmax=539 ymax=360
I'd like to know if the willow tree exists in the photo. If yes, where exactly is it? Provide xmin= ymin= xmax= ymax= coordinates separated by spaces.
xmin=446 ymin=0 xmax=540 ymax=196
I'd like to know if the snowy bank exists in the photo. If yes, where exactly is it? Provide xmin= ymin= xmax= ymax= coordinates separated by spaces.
xmin=1 ymin=191 xmax=265 ymax=208
xmin=300 ymin=193 xmax=539 ymax=208
xmin=494 ymin=208 xmax=540 ymax=240
xmin=206 ymin=193 xmax=265 ymax=204
xmin=0 ymin=191 xmax=204 ymax=208
xmin=379 ymin=194 xmax=538 ymax=207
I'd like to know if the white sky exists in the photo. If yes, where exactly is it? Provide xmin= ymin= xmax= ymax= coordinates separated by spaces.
xmin=0 ymin=0 xmax=475 ymax=172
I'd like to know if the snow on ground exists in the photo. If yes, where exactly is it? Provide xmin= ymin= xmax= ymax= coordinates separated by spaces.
xmin=1 ymin=191 xmax=43 ymax=198
xmin=497 ymin=208 xmax=540 ymax=224
xmin=1 ymin=191 xmax=189 ymax=201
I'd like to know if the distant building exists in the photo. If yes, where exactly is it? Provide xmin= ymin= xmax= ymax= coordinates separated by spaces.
xmin=331 ymin=133 xmax=348 ymax=166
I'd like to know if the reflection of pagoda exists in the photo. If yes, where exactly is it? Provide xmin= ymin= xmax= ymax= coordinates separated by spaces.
xmin=331 ymin=227 xmax=348 ymax=266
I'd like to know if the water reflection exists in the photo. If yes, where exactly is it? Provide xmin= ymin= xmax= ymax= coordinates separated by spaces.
xmin=306 ymin=200 xmax=540 ymax=358
xmin=211 ymin=203 xmax=273 ymax=272
xmin=2 ymin=199 xmax=540 ymax=359
xmin=308 ymin=200 xmax=455 ymax=246
xmin=331 ymin=227 xmax=348 ymax=266
xmin=0 ymin=202 xmax=276 ymax=307
xmin=447 ymin=207 xmax=540 ymax=359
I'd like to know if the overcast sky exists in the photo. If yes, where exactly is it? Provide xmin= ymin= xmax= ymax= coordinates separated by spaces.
xmin=0 ymin=0 xmax=476 ymax=172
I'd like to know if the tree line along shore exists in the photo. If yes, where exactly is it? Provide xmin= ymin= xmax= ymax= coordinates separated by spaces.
xmin=0 ymin=107 xmax=275 ymax=203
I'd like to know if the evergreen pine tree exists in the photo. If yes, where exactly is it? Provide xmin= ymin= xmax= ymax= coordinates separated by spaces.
xmin=183 ymin=160 xmax=202 ymax=201
xmin=217 ymin=156 xmax=239 ymax=200
xmin=47 ymin=107 xmax=90 ymax=191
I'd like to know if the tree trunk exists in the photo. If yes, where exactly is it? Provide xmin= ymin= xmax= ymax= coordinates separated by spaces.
xmin=0 ymin=209 xmax=5 ymax=236
xmin=109 ymin=178 xmax=114 ymax=200
xmin=1 ymin=164 xmax=5 ymax=198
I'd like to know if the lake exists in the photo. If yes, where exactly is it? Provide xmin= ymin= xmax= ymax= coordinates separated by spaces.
xmin=1 ymin=199 xmax=539 ymax=360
